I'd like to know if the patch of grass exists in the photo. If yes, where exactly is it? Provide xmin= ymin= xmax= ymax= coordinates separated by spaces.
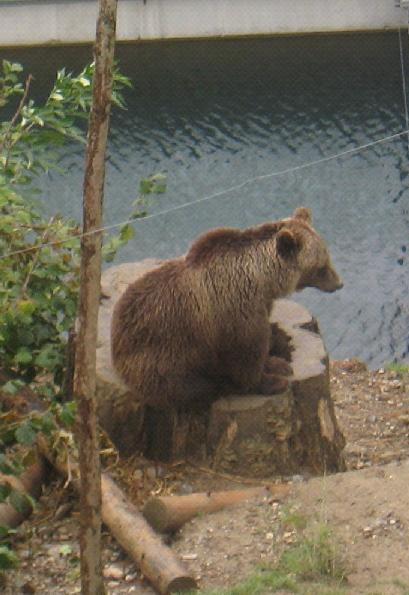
xmin=280 ymin=507 xmax=308 ymax=531
xmin=199 ymin=568 xmax=298 ymax=594
xmin=393 ymin=578 xmax=409 ymax=594
xmin=278 ymin=525 xmax=346 ymax=583
xmin=189 ymin=523 xmax=347 ymax=595
xmin=384 ymin=361 xmax=409 ymax=376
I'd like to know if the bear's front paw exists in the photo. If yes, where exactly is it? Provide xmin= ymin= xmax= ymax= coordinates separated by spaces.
xmin=264 ymin=356 xmax=293 ymax=377
xmin=259 ymin=373 xmax=289 ymax=395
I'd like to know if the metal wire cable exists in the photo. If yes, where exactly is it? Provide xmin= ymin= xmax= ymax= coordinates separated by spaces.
xmin=398 ymin=18 xmax=409 ymax=151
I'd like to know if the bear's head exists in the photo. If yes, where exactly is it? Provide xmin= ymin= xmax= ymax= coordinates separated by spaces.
xmin=276 ymin=207 xmax=343 ymax=294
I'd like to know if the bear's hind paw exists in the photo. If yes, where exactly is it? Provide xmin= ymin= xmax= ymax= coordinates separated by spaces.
xmin=264 ymin=356 xmax=293 ymax=377
xmin=259 ymin=373 xmax=289 ymax=395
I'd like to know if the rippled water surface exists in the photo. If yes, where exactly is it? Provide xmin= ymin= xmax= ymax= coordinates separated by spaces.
xmin=3 ymin=34 xmax=409 ymax=366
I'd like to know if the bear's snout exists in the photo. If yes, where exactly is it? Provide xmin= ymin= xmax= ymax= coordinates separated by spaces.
xmin=325 ymin=278 xmax=343 ymax=293
xmin=322 ymin=270 xmax=343 ymax=292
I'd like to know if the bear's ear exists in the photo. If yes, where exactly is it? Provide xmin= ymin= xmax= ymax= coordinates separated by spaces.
xmin=276 ymin=229 xmax=301 ymax=258
xmin=293 ymin=207 xmax=311 ymax=223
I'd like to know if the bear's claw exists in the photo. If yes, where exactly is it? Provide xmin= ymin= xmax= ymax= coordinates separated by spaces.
xmin=264 ymin=356 xmax=293 ymax=377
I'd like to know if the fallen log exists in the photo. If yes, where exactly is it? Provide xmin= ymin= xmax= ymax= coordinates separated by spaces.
xmin=37 ymin=436 xmax=197 ymax=593
xmin=101 ymin=474 xmax=197 ymax=593
xmin=143 ymin=485 xmax=290 ymax=533
xmin=0 ymin=456 xmax=47 ymax=528
xmin=0 ymin=372 xmax=48 ymax=529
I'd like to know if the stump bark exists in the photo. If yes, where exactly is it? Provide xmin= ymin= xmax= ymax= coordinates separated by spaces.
xmin=96 ymin=260 xmax=345 ymax=477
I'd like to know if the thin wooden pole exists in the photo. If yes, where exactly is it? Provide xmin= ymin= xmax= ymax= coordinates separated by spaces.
xmin=74 ymin=1 xmax=118 ymax=593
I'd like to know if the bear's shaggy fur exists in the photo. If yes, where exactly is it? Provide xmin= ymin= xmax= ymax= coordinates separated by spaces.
xmin=111 ymin=208 xmax=342 ymax=408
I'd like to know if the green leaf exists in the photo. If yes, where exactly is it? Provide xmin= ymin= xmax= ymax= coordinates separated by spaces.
xmin=151 ymin=176 xmax=167 ymax=194
xmin=139 ymin=174 xmax=166 ymax=195
xmin=40 ymin=411 xmax=56 ymax=434
xmin=49 ymin=92 xmax=64 ymax=102
xmin=0 ymin=455 xmax=22 ymax=476
xmin=8 ymin=487 xmax=35 ymax=516
xmin=78 ymin=77 xmax=90 ymax=87
xmin=0 ymin=525 xmax=16 ymax=539
xmin=1 ymin=380 xmax=26 ymax=395
xmin=119 ymin=223 xmax=135 ymax=242
xmin=139 ymin=173 xmax=167 ymax=195
xmin=30 ymin=411 xmax=55 ymax=435
xmin=14 ymin=349 xmax=33 ymax=364
xmin=17 ymin=300 xmax=36 ymax=315
xmin=0 ymin=545 xmax=19 ymax=570
xmin=139 ymin=178 xmax=153 ymax=194
xmin=15 ymin=422 xmax=37 ymax=446
xmin=10 ymin=62 xmax=23 ymax=73
xmin=0 ymin=482 xmax=12 ymax=503
xmin=59 ymin=401 xmax=77 ymax=427
xmin=34 ymin=346 xmax=61 ymax=371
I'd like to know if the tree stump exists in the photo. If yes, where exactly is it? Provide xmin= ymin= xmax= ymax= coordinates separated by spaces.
xmin=96 ymin=260 xmax=345 ymax=477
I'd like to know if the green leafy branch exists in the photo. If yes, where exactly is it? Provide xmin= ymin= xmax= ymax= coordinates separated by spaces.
xmin=0 ymin=60 xmax=131 ymax=188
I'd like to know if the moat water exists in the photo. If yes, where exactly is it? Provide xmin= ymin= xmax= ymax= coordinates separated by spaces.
xmin=3 ymin=33 xmax=409 ymax=367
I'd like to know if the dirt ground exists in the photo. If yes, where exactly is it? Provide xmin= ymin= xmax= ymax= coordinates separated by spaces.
xmin=3 ymin=359 xmax=409 ymax=595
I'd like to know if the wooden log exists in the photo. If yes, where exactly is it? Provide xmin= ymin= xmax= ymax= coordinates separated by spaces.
xmin=143 ymin=485 xmax=289 ymax=533
xmin=37 ymin=436 xmax=198 ymax=593
xmin=101 ymin=474 xmax=197 ymax=593
xmin=0 ymin=457 xmax=47 ymax=528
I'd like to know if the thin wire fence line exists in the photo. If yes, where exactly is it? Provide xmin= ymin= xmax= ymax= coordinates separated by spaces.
xmin=2 ymin=127 xmax=408 ymax=260
xmin=398 ymin=21 xmax=409 ymax=150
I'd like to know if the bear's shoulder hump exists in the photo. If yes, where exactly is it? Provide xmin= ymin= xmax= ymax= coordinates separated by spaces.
xmin=186 ymin=227 xmax=245 ymax=266
xmin=186 ymin=222 xmax=281 ymax=267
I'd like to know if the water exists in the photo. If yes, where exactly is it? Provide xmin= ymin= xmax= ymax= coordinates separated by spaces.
xmin=2 ymin=33 xmax=409 ymax=367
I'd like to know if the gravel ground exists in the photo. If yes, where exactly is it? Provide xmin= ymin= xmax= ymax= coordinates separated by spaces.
xmin=2 ymin=359 xmax=409 ymax=594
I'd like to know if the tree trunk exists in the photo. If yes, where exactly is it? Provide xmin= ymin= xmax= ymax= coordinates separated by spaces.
xmin=74 ymin=1 xmax=118 ymax=593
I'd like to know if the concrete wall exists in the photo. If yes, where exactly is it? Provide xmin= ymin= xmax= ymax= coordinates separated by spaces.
xmin=0 ymin=0 xmax=405 ymax=47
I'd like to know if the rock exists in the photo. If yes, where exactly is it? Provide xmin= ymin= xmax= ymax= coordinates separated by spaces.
xmin=96 ymin=260 xmax=345 ymax=476
xmin=124 ymin=572 xmax=138 ymax=582
xmin=103 ymin=563 xmax=125 ymax=580
xmin=181 ymin=553 xmax=198 ymax=561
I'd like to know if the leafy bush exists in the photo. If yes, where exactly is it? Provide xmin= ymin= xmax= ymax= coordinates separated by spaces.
xmin=0 ymin=59 xmax=167 ymax=571
xmin=0 ymin=60 xmax=133 ymax=396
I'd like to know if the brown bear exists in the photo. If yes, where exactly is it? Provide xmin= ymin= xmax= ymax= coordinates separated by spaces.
xmin=111 ymin=207 xmax=343 ymax=409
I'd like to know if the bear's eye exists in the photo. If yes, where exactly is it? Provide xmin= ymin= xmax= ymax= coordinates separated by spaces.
xmin=316 ymin=267 xmax=328 ymax=279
